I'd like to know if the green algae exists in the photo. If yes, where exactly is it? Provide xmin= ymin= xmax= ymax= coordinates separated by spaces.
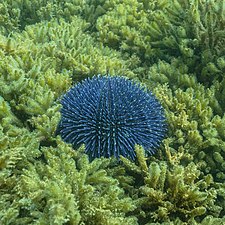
xmin=0 ymin=0 xmax=225 ymax=224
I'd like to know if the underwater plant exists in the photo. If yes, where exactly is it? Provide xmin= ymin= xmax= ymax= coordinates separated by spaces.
xmin=57 ymin=76 xmax=166 ymax=160
xmin=1 ymin=1 xmax=225 ymax=224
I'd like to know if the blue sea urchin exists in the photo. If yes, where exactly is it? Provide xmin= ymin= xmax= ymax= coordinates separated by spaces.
xmin=57 ymin=76 xmax=166 ymax=160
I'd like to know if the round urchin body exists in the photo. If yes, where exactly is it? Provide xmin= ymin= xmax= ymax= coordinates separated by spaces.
xmin=57 ymin=76 xmax=166 ymax=160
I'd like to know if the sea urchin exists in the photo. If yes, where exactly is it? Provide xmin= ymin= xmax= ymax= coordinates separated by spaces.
xmin=57 ymin=75 xmax=166 ymax=160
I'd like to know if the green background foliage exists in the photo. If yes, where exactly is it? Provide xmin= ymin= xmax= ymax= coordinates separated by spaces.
xmin=0 ymin=0 xmax=225 ymax=224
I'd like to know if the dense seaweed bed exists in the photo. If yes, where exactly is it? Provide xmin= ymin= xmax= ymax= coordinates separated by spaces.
xmin=0 ymin=1 xmax=225 ymax=224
